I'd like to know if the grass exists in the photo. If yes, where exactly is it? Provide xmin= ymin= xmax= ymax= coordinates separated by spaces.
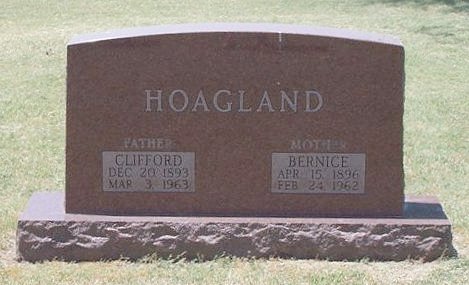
xmin=0 ymin=0 xmax=468 ymax=284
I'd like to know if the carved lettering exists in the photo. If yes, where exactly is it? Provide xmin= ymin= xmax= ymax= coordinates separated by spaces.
xmin=144 ymin=89 xmax=323 ymax=113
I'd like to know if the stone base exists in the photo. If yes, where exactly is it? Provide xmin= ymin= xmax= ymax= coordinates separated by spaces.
xmin=17 ymin=192 xmax=456 ymax=262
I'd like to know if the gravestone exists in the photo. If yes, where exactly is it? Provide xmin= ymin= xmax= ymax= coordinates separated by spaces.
xmin=17 ymin=24 xmax=455 ymax=262
xmin=66 ymin=23 xmax=404 ymax=217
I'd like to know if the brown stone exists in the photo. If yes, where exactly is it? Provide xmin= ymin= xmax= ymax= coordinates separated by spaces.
xmin=66 ymin=24 xmax=405 ymax=217
xmin=17 ymin=192 xmax=456 ymax=262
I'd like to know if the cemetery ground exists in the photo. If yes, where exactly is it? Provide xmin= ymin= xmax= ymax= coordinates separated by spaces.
xmin=0 ymin=1 xmax=468 ymax=284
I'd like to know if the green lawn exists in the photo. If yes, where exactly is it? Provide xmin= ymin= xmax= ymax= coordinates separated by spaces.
xmin=1 ymin=0 xmax=468 ymax=284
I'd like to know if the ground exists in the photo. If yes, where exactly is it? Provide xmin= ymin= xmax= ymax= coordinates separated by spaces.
xmin=0 ymin=0 xmax=468 ymax=284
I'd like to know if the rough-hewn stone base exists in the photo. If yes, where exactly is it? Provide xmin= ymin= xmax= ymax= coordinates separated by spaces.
xmin=17 ymin=192 xmax=455 ymax=262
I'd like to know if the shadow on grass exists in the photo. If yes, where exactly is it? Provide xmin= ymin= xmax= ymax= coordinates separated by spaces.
xmin=364 ymin=0 xmax=469 ymax=13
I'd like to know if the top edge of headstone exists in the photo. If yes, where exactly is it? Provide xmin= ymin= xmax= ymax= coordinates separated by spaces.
xmin=68 ymin=23 xmax=403 ymax=47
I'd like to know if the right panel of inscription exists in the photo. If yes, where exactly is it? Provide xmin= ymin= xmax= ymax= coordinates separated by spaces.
xmin=271 ymin=153 xmax=366 ymax=194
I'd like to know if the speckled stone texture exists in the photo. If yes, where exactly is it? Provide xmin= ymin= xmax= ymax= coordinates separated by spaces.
xmin=17 ymin=192 xmax=455 ymax=262
xmin=66 ymin=24 xmax=405 ymax=217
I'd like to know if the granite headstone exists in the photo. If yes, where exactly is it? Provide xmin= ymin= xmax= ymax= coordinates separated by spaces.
xmin=17 ymin=24 xmax=454 ymax=262
xmin=66 ymin=23 xmax=404 ymax=217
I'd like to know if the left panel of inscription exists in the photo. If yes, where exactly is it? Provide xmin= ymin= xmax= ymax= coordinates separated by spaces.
xmin=102 ymin=151 xmax=195 ymax=192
